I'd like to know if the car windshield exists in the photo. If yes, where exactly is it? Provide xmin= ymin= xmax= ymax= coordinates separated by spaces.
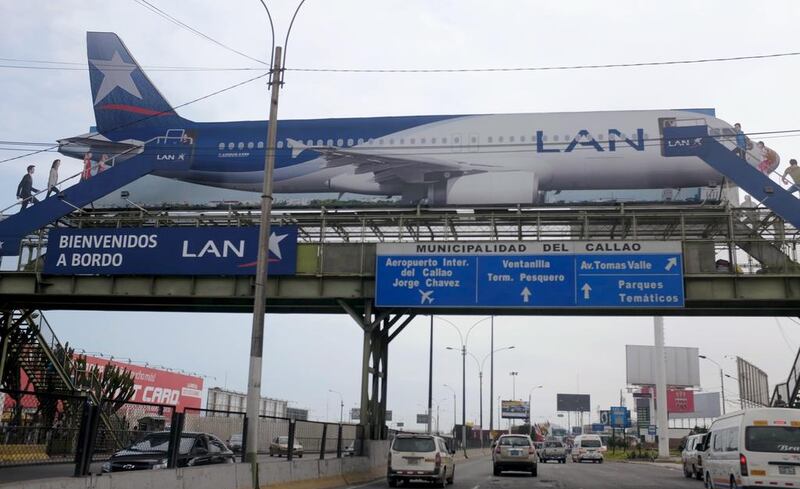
xmin=581 ymin=439 xmax=601 ymax=448
xmin=127 ymin=434 xmax=195 ymax=455
xmin=499 ymin=436 xmax=530 ymax=447
xmin=545 ymin=442 xmax=562 ymax=448
xmin=393 ymin=437 xmax=436 ymax=452
xmin=745 ymin=426 xmax=800 ymax=453
xmin=277 ymin=436 xmax=289 ymax=443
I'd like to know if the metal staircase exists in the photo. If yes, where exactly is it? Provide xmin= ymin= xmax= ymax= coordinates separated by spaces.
xmin=0 ymin=309 xmax=122 ymax=446
xmin=771 ymin=346 xmax=800 ymax=408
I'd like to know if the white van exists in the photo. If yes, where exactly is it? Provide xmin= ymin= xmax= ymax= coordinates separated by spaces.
xmin=704 ymin=407 xmax=800 ymax=488
xmin=571 ymin=434 xmax=604 ymax=463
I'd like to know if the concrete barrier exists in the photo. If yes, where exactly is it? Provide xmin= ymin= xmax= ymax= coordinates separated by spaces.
xmin=0 ymin=440 xmax=395 ymax=489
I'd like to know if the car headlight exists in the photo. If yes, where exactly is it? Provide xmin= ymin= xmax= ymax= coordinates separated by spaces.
xmin=101 ymin=462 xmax=112 ymax=473
xmin=152 ymin=459 xmax=167 ymax=470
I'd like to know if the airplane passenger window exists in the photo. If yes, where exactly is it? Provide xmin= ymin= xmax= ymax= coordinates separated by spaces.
xmin=488 ymin=136 xmax=493 ymax=143
xmin=454 ymin=137 xmax=459 ymax=143
xmin=410 ymin=138 xmax=416 ymax=145
xmin=553 ymin=135 xmax=559 ymax=142
xmin=509 ymin=136 xmax=515 ymax=143
xmin=228 ymin=142 xmax=235 ymax=150
xmin=316 ymin=139 xmax=323 ymax=146
xmin=218 ymin=143 xmax=225 ymax=150
xmin=520 ymin=136 xmax=526 ymax=142
xmin=307 ymin=139 xmax=313 ymax=146
xmin=498 ymin=136 xmax=504 ymax=143
xmin=337 ymin=138 xmax=343 ymax=146
xmin=389 ymin=139 xmax=394 ymax=145
xmin=276 ymin=141 xmax=283 ymax=149
xmin=347 ymin=138 xmax=354 ymax=146
xmin=357 ymin=138 xmax=364 ymax=145
xmin=400 ymin=139 xmax=405 ymax=145
xmin=564 ymin=135 xmax=569 ymax=141
xmin=247 ymin=142 xmax=254 ymax=149
xmin=442 ymin=137 xmax=447 ymax=144
xmin=326 ymin=139 xmax=333 ymax=146
xmin=379 ymin=139 xmax=384 ymax=145
xmin=238 ymin=142 xmax=244 ymax=150
xmin=598 ymin=134 xmax=604 ymax=140
xmin=541 ymin=135 xmax=548 ymax=141
xmin=421 ymin=138 xmax=426 ymax=144
xmin=257 ymin=142 xmax=264 ymax=149
xmin=431 ymin=138 xmax=437 ymax=144
xmin=471 ymin=136 xmax=477 ymax=143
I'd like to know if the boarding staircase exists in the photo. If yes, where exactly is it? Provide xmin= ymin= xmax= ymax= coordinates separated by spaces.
xmin=0 ymin=130 xmax=193 ymax=256
xmin=771 ymin=345 xmax=800 ymax=408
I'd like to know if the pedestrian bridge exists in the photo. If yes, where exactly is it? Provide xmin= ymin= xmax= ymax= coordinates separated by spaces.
xmin=2 ymin=205 xmax=800 ymax=316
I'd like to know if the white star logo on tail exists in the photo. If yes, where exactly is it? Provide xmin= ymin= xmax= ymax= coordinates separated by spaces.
xmin=89 ymin=51 xmax=142 ymax=105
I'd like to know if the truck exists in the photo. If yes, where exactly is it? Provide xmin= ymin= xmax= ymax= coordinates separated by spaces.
xmin=540 ymin=440 xmax=567 ymax=464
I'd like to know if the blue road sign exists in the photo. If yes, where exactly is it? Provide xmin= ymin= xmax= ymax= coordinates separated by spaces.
xmin=375 ymin=241 xmax=684 ymax=308
xmin=648 ymin=425 xmax=657 ymax=436
xmin=591 ymin=423 xmax=605 ymax=433
xmin=610 ymin=406 xmax=631 ymax=428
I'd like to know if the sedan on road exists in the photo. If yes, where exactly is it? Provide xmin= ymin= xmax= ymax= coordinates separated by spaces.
xmin=101 ymin=431 xmax=235 ymax=472
xmin=269 ymin=436 xmax=304 ymax=457
xmin=492 ymin=434 xmax=538 ymax=477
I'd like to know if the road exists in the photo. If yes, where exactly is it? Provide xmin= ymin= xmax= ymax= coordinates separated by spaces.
xmin=353 ymin=454 xmax=702 ymax=489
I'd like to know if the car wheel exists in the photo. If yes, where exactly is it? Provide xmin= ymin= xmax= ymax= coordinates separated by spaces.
xmin=299 ymin=454 xmax=303 ymax=458
xmin=599 ymin=459 xmax=603 ymax=464
xmin=695 ymin=467 xmax=703 ymax=481
xmin=531 ymin=464 xmax=538 ymax=477
xmin=705 ymin=472 xmax=713 ymax=489
xmin=493 ymin=465 xmax=501 ymax=476
xmin=388 ymin=478 xmax=397 ymax=487
xmin=684 ymin=464 xmax=692 ymax=478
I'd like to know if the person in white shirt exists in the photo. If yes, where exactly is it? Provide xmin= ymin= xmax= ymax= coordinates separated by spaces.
xmin=46 ymin=159 xmax=61 ymax=198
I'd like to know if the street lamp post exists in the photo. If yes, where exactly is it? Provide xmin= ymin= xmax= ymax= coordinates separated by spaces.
xmin=699 ymin=355 xmax=727 ymax=415
xmin=436 ymin=316 xmax=492 ymax=456
xmin=527 ymin=385 xmax=543 ymax=436
xmin=443 ymin=384 xmax=457 ymax=441
xmin=510 ymin=372 xmax=519 ymax=399
xmin=329 ymin=389 xmax=344 ymax=423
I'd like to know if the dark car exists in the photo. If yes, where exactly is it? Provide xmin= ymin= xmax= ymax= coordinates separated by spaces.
xmin=101 ymin=431 xmax=235 ymax=472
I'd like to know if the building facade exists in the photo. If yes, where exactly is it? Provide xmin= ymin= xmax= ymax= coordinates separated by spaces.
xmin=206 ymin=387 xmax=288 ymax=417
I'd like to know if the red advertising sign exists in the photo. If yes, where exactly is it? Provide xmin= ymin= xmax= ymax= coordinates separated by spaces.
xmin=83 ymin=356 xmax=203 ymax=411
xmin=666 ymin=389 xmax=695 ymax=413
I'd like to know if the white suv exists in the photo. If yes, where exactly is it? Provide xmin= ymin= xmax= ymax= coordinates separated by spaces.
xmin=387 ymin=434 xmax=455 ymax=487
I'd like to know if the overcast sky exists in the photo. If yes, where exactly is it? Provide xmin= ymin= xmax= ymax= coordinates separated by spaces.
xmin=1 ymin=0 xmax=800 ymax=429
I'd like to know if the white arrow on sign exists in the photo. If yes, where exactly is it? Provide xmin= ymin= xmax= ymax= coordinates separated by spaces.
xmin=665 ymin=257 xmax=678 ymax=271
xmin=581 ymin=283 xmax=592 ymax=299
xmin=520 ymin=287 xmax=532 ymax=303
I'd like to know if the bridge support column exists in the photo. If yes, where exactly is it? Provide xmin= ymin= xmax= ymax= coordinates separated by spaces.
xmin=340 ymin=300 xmax=415 ymax=440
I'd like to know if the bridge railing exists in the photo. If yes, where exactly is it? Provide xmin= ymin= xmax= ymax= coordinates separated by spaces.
xmin=5 ymin=205 xmax=800 ymax=276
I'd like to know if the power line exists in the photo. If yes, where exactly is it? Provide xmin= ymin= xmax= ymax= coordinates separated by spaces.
xmin=0 ymin=72 xmax=267 ymax=164
xmin=131 ymin=0 xmax=267 ymax=66
xmin=3 ymin=49 xmax=800 ymax=74
xmin=288 ymin=51 xmax=800 ymax=73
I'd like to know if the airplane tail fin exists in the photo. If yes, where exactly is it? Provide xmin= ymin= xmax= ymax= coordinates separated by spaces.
xmin=87 ymin=32 xmax=187 ymax=135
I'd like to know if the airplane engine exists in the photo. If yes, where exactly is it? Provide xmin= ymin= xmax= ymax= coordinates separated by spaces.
xmin=326 ymin=172 xmax=383 ymax=194
xmin=434 ymin=171 xmax=540 ymax=205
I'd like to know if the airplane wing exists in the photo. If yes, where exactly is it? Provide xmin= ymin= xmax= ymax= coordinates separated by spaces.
xmin=287 ymin=139 xmax=498 ymax=185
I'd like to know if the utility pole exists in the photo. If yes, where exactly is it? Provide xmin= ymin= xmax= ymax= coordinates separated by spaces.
xmin=461 ymin=344 xmax=467 ymax=456
xmin=489 ymin=316 xmax=494 ymax=437
xmin=654 ymin=316 xmax=670 ymax=459
xmin=428 ymin=316 xmax=433 ymax=434
xmin=245 ymin=45 xmax=282 ymax=478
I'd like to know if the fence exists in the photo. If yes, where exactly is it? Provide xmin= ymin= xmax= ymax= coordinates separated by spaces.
xmin=0 ymin=389 xmax=87 ymax=467
xmin=0 ymin=389 xmax=365 ymax=477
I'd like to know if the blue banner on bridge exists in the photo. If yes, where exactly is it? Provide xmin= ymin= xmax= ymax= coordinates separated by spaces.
xmin=43 ymin=226 xmax=297 ymax=275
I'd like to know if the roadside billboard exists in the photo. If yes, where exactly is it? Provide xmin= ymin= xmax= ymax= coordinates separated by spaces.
xmin=84 ymin=355 xmax=203 ymax=411
xmin=556 ymin=394 xmax=590 ymax=412
xmin=625 ymin=345 xmax=701 ymax=387
xmin=666 ymin=389 xmax=695 ymax=413
xmin=350 ymin=408 xmax=361 ymax=421
xmin=501 ymin=400 xmax=530 ymax=419
xmin=736 ymin=357 xmax=770 ymax=407
xmin=670 ymin=392 xmax=721 ymax=419
xmin=417 ymin=414 xmax=430 ymax=424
